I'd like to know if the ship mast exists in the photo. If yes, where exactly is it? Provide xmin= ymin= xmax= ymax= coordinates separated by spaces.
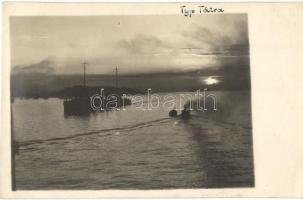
xmin=115 ymin=66 xmax=118 ymax=88
xmin=82 ymin=62 xmax=87 ymax=87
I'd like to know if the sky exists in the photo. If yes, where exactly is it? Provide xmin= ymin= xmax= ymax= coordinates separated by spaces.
xmin=10 ymin=15 xmax=249 ymax=75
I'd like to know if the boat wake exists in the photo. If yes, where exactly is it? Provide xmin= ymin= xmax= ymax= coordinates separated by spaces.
xmin=17 ymin=117 xmax=171 ymax=148
xmin=17 ymin=113 xmax=251 ymax=152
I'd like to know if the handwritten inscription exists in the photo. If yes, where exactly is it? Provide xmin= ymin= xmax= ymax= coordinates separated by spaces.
xmin=180 ymin=5 xmax=224 ymax=17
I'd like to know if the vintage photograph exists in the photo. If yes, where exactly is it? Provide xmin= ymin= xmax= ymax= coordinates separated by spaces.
xmin=10 ymin=14 xmax=254 ymax=190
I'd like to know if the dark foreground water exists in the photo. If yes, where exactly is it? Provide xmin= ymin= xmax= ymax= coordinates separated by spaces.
xmin=12 ymin=91 xmax=254 ymax=189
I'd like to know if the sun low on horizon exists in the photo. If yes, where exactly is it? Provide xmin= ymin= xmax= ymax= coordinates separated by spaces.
xmin=203 ymin=77 xmax=220 ymax=85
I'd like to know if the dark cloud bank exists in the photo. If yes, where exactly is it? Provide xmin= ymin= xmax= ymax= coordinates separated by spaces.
xmin=11 ymin=15 xmax=251 ymax=97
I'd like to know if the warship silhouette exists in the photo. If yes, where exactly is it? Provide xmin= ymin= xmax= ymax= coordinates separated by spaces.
xmin=63 ymin=63 xmax=131 ymax=116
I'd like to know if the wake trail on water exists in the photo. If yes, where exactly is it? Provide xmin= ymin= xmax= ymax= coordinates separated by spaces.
xmin=17 ymin=113 xmax=251 ymax=150
xmin=18 ymin=117 xmax=171 ymax=148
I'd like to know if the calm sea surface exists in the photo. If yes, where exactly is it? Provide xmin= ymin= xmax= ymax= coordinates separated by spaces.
xmin=12 ymin=91 xmax=254 ymax=189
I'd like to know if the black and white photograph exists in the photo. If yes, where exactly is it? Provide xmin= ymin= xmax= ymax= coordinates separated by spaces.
xmin=10 ymin=14 xmax=254 ymax=190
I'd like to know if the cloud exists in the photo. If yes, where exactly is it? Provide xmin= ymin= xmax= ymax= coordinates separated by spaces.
xmin=12 ymin=58 xmax=56 ymax=75
xmin=11 ymin=15 xmax=250 ymax=76
xmin=117 ymin=34 xmax=170 ymax=55
xmin=181 ymin=24 xmax=249 ymax=57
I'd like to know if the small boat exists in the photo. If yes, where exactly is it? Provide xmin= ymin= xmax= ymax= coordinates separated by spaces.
xmin=168 ymin=105 xmax=191 ymax=119
xmin=169 ymin=109 xmax=178 ymax=117
xmin=180 ymin=107 xmax=191 ymax=119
